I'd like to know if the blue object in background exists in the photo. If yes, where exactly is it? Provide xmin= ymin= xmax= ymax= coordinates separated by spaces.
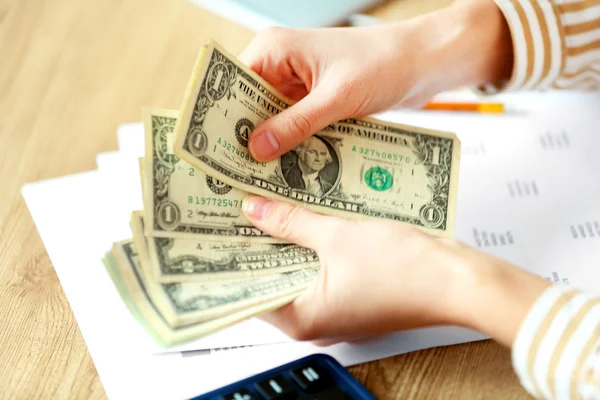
xmin=189 ymin=353 xmax=377 ymax=399
xmin=189 ymin=0 xmax=383 ymax=30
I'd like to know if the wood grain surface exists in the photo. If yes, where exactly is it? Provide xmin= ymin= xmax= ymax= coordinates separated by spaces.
xmin=0 ymin=0 xmax=531 ymax=398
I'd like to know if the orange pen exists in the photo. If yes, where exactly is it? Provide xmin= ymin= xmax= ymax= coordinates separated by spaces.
xmin=423 ymin=101 xmax=505 ymax=113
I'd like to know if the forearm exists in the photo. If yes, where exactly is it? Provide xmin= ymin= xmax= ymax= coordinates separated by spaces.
xmin=447 ymin=250 xmax=600 ymax=399
xmin=388 ymin=0 xmax=513 ymax=100
xmin=414 ymin=0 xmax=513 ymax=90
xmin=451 ymin=252 xmax=550 ymax=347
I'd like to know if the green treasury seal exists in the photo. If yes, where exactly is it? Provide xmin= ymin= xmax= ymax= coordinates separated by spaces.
xmin=364 ymin=166 xmax=393 ymax=192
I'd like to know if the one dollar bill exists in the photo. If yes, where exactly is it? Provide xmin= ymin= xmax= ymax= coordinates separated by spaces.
xmin=130 ymin=211 xmax=319 ymax=283
xmin=142 ymin=107 xmax=279 ymax=242
xmin=125 ymin=232 xmax=317 ymax=326
xmin=103 ymin=241 xmax=316 ymax=346
xmin=174 ymin=42 xmax=460 ymax=236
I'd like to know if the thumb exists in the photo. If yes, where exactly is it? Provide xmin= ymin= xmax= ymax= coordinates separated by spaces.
xmin=248 ymin=86 xmax=344 ymax=162
xmin=241 ymin=195 xmax=341 ymax=250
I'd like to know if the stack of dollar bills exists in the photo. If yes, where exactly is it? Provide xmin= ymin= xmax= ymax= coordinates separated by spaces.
xmin=103 ymin=41 xmax=461 ymax=347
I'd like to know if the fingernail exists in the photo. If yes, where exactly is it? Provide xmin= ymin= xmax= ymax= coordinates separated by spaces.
xmin=242 ymin=196 xmax=273 ymax=220
xmin=249 ymin=130 xmax=279 ymax=161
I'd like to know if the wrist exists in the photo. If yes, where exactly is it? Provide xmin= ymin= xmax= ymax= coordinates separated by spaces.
xmin=399 ymin=0 xmax=513 ymax=99
xmin=449 ymin=249 xmax=550 ymax=347
xmin=455 ymin=0 xmax=514 ymax=87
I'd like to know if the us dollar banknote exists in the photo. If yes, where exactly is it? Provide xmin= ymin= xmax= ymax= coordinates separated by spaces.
xmin=120 ymin=234 xmax=317 ymax=326
xmin=103 ymin=241 xmax=316 ymax=346
xmin=130 ymin=211 xmax=319 ymax=283
xmin=174 ymin=42 xmax=461 ymax=236
xmin=143 ymin=107 xmax=280 ymax=242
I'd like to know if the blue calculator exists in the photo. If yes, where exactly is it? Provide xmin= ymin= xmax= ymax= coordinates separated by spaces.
xmin=190 ymin=353 xmax=376 ymax=399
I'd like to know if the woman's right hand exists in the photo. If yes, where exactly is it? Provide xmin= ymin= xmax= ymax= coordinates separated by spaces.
xmin=239 ymin=0 xmax=513 ymax=162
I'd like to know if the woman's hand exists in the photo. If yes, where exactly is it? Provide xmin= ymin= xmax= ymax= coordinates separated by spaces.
xmin=240 ymin=0 xmax=513 ymax=162
xmin=242 ymin=196 xmax=550 ymax=347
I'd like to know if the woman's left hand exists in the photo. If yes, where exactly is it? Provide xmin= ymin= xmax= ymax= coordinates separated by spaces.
xmin=242 ymin=196 xmax=550 ymax=346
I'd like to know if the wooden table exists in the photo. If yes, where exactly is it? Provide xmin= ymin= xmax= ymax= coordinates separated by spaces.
xmin=0 ymin=0 xmax=531 ymax=398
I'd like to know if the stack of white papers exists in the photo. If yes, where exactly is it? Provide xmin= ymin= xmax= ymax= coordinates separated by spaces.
xmin=22 ymin=91 xmax=600 ymax=399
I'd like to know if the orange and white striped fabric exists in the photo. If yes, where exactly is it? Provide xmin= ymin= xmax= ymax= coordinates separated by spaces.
xmin=481 ymin=0 xmax=600 ymax=92
xmin=512 ymin=285 xmax=600 ymax=399
xmin=480 ymin=1 xmax=600 ymax=398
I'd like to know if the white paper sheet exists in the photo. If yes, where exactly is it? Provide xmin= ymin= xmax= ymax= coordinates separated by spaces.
xmin=22 ymin=170 xmax=488 ymax=399
xmin=22 ymin=91 xmax=600 ymax=398
xmin=376 ymin=91 xmax=600 ymax=293
xmin=117 ymin=122 xmax=144 ymax=159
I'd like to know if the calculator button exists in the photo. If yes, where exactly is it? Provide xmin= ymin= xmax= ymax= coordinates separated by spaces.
xmin=220 ymin=388 xmax=258 ymax=400
xmin=302 ymin=386 xmax=352 ymax=400
xmin=254 ymin=375 xmax=297 ymax=399
xmin=290 ymin=364 xmax=330 ymax=393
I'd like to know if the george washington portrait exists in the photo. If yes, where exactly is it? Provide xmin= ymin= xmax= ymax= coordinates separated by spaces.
xmin=280 ymin=136 xmax=340 ymax=197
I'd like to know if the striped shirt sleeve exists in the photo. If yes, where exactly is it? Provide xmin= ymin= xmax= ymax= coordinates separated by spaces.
xmin=479 ymin=0 xmax=600 ymax=93
xmin=512 ymin=284 xmax=600 ymax=399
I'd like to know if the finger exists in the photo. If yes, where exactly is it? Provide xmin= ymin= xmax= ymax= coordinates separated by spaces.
xmin=238 ymin=46 xmax=263 ymax=75
xmin=242 ymin=195 xmax=342 ymax=250
xmin=260 ymin=282 xmax=322 ymax=341
xmin=260 ymin=299 xmax=311 ymax=340
xmin=242 ymin=196 xmax=338 ymax=250
xmin=261 ymin=293 xmax=363 ymax=345
xmin=239 ymin=51 xmax=307 ymax=100
xmin=238 ymin=27 xmax=296 ymax=88
xmin=247 ymin=85 xmax=345 ymax=162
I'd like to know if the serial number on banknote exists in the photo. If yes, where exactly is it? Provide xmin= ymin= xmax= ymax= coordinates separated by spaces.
xmin=352 ymin=146 xmax=413 ymax=163
xmin=187 ymin=196 xmax=242 ymax=208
